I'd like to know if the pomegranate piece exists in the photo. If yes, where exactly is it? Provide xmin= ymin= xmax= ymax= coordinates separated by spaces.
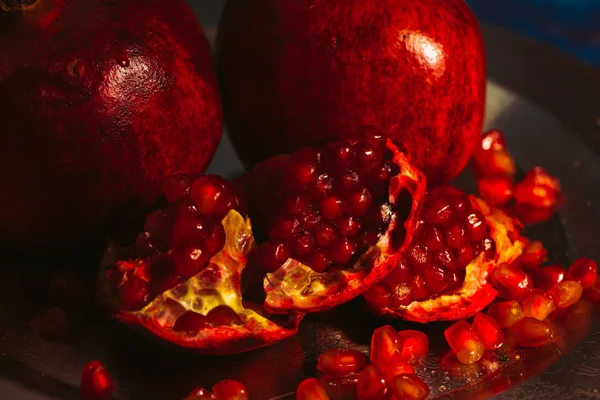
xmin=248 ymin=136 xmax=426 ymax=313
xmin=29 ymin=307 xmax=69 ymax=340
xmin=567 ymin=258 xmax=598 ymax=289
xmin=522 ymin=291 xmax=556 ymax=321
xmin=444 ymin=320 xmax=485 ymax=364
xmin=493 ymin=263 xmax=532 ymax=301
xmin=80 ymin=361 xmax=115 ymax=400
xmin=388 ymin=374 xmax=430 ymax=400
xmin=487 ymin=300 xmax=524 ymax=328
xmin=477 ymin=176 xmax=513 ymax=207
xmin=370 ymin=326 xmax=404 ymax=367
xmin=549 ymin=280 xmax=583 ymax=308
xmin=356 ymin=365 xmax=388 ymax=400
xmin=512 ymin=317 xmax=554 ymax=348
xmin=212 ymin=379 xmax=248 ymax=400
xmin=472 ymin=130 xmax=516 ymax=179
xmin=397 ymin=330 xmax=429 ymax=362
xmin=533 ymin=265 xmax=566 ymax=291
xmin=368 ymin=190 xmax=526 ymax=322
xmin=185 ymin=387 xmax=216 ymax=400
xmin=317 ymin=349 xmax=367 ymax=378
xmin=101 ymin=174 xmax=302 ymax=354
xmin=513 ymin=167 xmax=562 ymax=209
xmin=472 ymin=313 xmax=504 ymax=350
xmin=296 ymin=378 xmax=330 ymax=400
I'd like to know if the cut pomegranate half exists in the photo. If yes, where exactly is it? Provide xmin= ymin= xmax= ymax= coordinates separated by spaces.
xmin=244 ymin=135 xmax=426 ymax=312
xmin=100 ymin=175 xmax=302 ymax=354
xmin=365 ymin=187 xmax=526 ymax=322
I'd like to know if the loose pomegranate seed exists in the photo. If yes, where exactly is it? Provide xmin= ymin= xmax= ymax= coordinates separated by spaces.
xmin=397 ymin=330 xmax=429 ymax=361
xmin=444 ymin=320 xmax=485 ymax=364
xmin=212 ymin=379 xmax=248 ymax=400
xmin=478 ymin=176 xmax=513 ymax=207
xmin=296 ymin=378 xmax=330 ymax=400
xmin=363 ymin=285 xmax=393 ymax=309
xmin=379 ymin=359 xmax=414 ymax=382
xmin=512 ymin=317 xmax=554 ymax=347
xmin=329 ymin=237 xmax=358 ymax=265
xmin=256 ymin=241 xmax=291 ymax=272
xmin=29 ymin=307 xmax=69 ymax=340
xmin=478 ymin=150 xmax=517 ymax=179
xmin=356 ymin=365 xmax=388 ymax=400
xmin=185 ymin=387 xmax=216 ymax=400
xmin=190 ymin=175 xmax=237 ymax=217
xmin=173 ymin=311 xmax=209 ymax=332
xmin=567 ymin=258 xmax=598 ymax=289
xmin=472 ymin=312 xmax=504 ymax=350
xmin=120 ymin=277 xmax=150 ymax=311
xmin=370 ymin=325 xmax=403 ymax=367
xmin=493 ymin=263 xmax=532 ymax=301
xmin=533 ymin=265 xmax=565 ymax=291
xmin=388 ymin=374 xmax=430 ymax=400
xmin=513 ymin=167 xmax=561 ymax=209
xmin=81 ymin=361 xmax=114 ymax=400
xmin=515 ymin=240 xmax=547 ymax=271
xmin=487 ymin=300 xmax=524 ymax=328
xmin=522 ymin=291 xmax=556 ymax=320
xmin=549 ymin=280 xmax=583 ymax=308
xmin=317 ymin=349 xmax=367 ymax=377
xmin=162 ymin=173 xmax=193 ymax=202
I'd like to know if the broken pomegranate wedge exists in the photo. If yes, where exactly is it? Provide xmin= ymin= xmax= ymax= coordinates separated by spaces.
xmin=100 ymin=175 xmax=302 ymax=354
xmin=244 ymin=134 xmax=426 ymax=312
xmin=365 ymin=187 xmax=526 ymax=322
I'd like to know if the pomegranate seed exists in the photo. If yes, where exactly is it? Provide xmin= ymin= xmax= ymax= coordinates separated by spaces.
xmin=355 ymin=143 xmax=382 ymax=173
xmin=447 ymin=269 xmax=465 ymax=292
xmin=514 ymin=167 xmax=561 ymax=209
xmin=513 ymin=203 xmax=556 ymax=225
xmin=269 ymin=217 xmax=300 ymax=241
xmin=205 ymin=305 xmax=243 ymax=327
xmin=397 ymin=330 xmax=429 ymax=361
xmin=296 ymin=378 xmax=329 ymax=400
xmin=144 ymin=209 xmax=173 ymax=249
xmin=299 ymin=208 xmax=322 ymax=230
xmin=457 ymin=244 xmax=476 ymax=268
xmin=331 ymin=144 xmax=356 ymax=169
xmin=434 ymin=248 xmax=459 ymax=270
xmin=256 ymin=241 xmax=291 ymax=272
xmin=465 ymin=211 xmax=487 ymax=241
xmin=81 ymin=361 xmax=114 ymax=400
xmin=315 ymin=222 xmax=338 ymax=248
xmin=184 ymin=387 xmax=216 ymax=400
xmin=204 ymin=224 xmax=226 ymax=255
xmin=356 ymin=365 xmax=388 ymax=400
xmin=310 ymin=250 xmax=332 ymax=272
xmin=493 ymin=263 xmax=532 ymax=301
xmin=363 ymin=285 xmax=393 ymax=308
xmin=478 ymin=176 xmax=513 ymax=206
xmin=423 ymin=196 xmax=454 ymax=225
xmin=162 ymin=174 xmax=193 ymax=202
xmin=135 ymin=232 xmax=159 ymax=257
xmin=293 ymin=230 xmax=316 ymax=258
xmin=173 ymin=243 xmax=210 ymax=278
xmin=29 ymin=307 xmax=69 ymax=340
xmin=420 ymin=225 xmax=445 ymax=252
xmin=173 ymin=311 xmax=209 ymax=332
xmin=317 ymin=349 xmax=367 ymax=377
xmin=284 ymin=194 xmax=312 ymax=216
xmin=481 ymin=150 xmax=516 ymax=178
xmin=407 ymin=243 xmax=431 ymax=268
xmin=446 ymin=221 xmax=468 ymax=249
xmin=286 ymin=161 xmax=318 ymax=191
xmin=120 ymin=277 xmax=150 ymax=311
xmin=370 ymin=325 xmax=403 ymax=367
xmin=585 ymin=279 xmax=600 ymax=303
xmin=444 ymin=320 xmax=485 ymax=364
xmin=567 ymin=258 xmax=598 ymax=289
xmin=472 ymin=313 xmax=504 ymax=350
xmin=392 ymin=284 xmax=414 ymax=307
xmin=522 ymin=291 xmax=556 ymax=320
xmin=329 ymin=237 xmax=357 ymax=265
xmin=516 ymin=240 xmax=547 ymax=271
xmin=190 ymin=175 xmax=235 ymax=217
xmin=339 ymin=170 xmax=361 ymax=191
xmin=411 ymin=274 xmax=429 ymax=301
xmin=337 ymin=216 xmax=363 ymax=237
xmin=512 ymin=317 xmax=554 ymax=347
xmin=549 ymin=280 xmax=583 ymax=308
xmin=320 ymin=195 xmax=344 ymax=219
xmin=313 ymin=173 xmax=334 ymax=197
xmin=358 ymin=230 xmax=381 ymax=251
xmin=388 ymin=374 xmax=430 ymax=400
xmin=212 ymin=379 xmax=248 ymax=400
xmin=533 ymin=265 xmax=565 ymax=291
xmin=387 ymin=261 xmax=416 ymax=285
xmin=422 ymin=265 xmax=450 ymax=295
xmin=487 ymin=300 xmax=524 ymax=328
xmin=479 ymin=129 xmax=507 ymax=151
xmin=346 ymin=187 xmax=372 ymax=216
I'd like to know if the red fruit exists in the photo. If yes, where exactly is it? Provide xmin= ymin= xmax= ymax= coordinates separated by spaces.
xmin=296 ymin=378 xmax=330 ymax=400
xmin=217 ymin=0 xmax=485 ymax=187
xmin=356 ymin=365 xmax=388 ymax=400
xmin=516 ymin=240 xmax=547 ymax=271
xmin=493 ymin=263 xmax=532 ymax=301
xmin=549 ymin=280 xmax=583 ymax=308
xmin=370 ymin=325 xmax=404 ymax=367
xmin=513 ymin=167 xmax=562 ymax=209
xmin=397 ymin=330 xmax=429 ymax=362
xmin=379 ymin=359 xmax=415 ymax=382
xmin=444 ymin=320 xmax=485 ymax=364
xmin=533 ymin=265 xmax=565 ymax=291
xmin=0 ymin=0 xmax=222 ymax=248
xmin=367 ymin=189 xmax=527 ymax=322
xmin=101 ymin=175 xmax=303 ymax=354
xmin=477 ymin=176 xmax=513 ymax=206
xmin=388 ymin=374 xmax=430 ymax=400
xmin=512 ymin=317 xmax=554 ymax=348
xmin=472 ymin=312 xmax=504 ymax=350
xmin=185 ymin=387 xmax=216 ymax=400
xmin=246 ymin=136 xmax=426 ymax=313
xmin=81 ymin=361 xmax=115 ymax=400
xmin=212 ymin=379 xmax=248 ymax=400
xmin=522 ymin=291 xmax=556 ymax=321
xmin=487 ymin=300 xmax=524 ymax=328
xmin=317 ymin=349 xmax=368 ymax=378
xmin=567 ymin=258 xmax=598 ymax=289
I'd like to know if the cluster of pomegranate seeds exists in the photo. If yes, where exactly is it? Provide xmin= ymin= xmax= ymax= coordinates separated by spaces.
xmin=249 ymin=135 xmax=399 ymax=273
xmin=365 ymin=186 xmax=493 ymax=308
xmin=80 ymin=361 xmax=115 ymax=400
xmin=115 ymin=174 xmax=242 ymax=311
xmin=185 ymin=379 xmax=248 ymax=400
xmin=471 ymin=313 xmax=505 ymax=350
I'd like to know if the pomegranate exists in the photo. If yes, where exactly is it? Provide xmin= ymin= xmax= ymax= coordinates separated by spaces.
xmin=0 ymin=0 xmax=222 ymax=248
xmin=216 ymin=0 xmax=485 ymax=187
xmin=365 ymin=187 xmax=526 ymax=322
xmin=100 ymin=175 xmax=302 ymax=354
xmin=244 ymin=135 xmax=425 ymax=312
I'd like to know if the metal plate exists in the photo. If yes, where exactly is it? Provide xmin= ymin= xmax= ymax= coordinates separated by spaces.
xmin=1 ymin=2 xmax=600 ymax=399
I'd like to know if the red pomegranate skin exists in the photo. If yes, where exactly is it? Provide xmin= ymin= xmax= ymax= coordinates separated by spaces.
xmin=217 ymin=0 xmax=486 ymax=187
xmin=0 ymin=0 xmax=222 ymax=248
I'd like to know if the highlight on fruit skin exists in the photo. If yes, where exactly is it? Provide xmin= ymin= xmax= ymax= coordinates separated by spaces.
xmin=99 ymin=175 xmax=302 ymax=355
xmin=364 ymin=187 xmax=527 ymax=322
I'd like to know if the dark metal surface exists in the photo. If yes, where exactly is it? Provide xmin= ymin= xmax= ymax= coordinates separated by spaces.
xmin=1 ymin=4 xmax=600 ymax=400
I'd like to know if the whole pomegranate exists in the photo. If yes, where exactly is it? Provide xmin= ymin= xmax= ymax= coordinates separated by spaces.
xmin=217 ymin=0 xmax=486 ymax=187
xmin=0 ymin=0 xmax=222 ymax=248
